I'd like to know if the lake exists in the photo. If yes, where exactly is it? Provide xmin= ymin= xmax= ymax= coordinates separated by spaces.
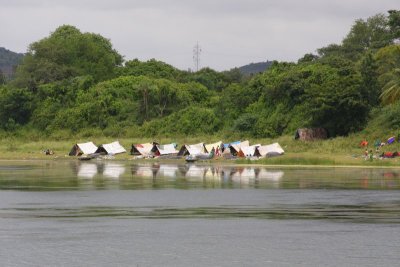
xmin=0 ymin=160 xmax=399 ymax=266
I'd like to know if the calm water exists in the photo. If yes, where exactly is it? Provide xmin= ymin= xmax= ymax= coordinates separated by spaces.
xmin=0 ymin=161 xmax=399 ymax=266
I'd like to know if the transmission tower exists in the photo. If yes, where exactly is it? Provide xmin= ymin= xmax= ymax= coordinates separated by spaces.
xmin=193 ymin=42 xmax=201 ymax=72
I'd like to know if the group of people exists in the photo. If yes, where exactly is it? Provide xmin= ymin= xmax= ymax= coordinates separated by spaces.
xmin=363 ymin=146 xmax=399 ymax=161
xmin=361 ymin=136 xmax=400 ymax=161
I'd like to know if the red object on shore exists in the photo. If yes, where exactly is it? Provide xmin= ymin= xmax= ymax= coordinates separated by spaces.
xmin=360 ymin=140 xmax=368 ymax=147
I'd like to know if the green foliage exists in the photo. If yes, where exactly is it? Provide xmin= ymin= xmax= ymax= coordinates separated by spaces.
xmin=359 ymin=52 xmax=380 ymax=106
xmin=380 ymin=68 xmax=400 ymax=104
xmin=247 ymin=62 xmax=369 ymax=137
xmin=0 ymin=70 xmax=5 ymax=85
xmin=0 ymin=87 xmax=34 ymax=130
xmin=318 ymin=13 xmax=394 ymax=61
xmin=13 ymin=25 xmax=122 ymax=89
xmin=140 ymin=106 xmax=221 ymax=136
xmin=388 ymin=10 xmax=400 ymax=39
xmin=185 ymin=67 xmax=226 ymax=91
xmin=2 ymin=12 xmax=400 ymax=139
xmin=342 ymin=15 xmax=392 ymax=58
xmin=119 ymin=58 xmax=188 ymax=81
xmin=368 ymin=103 xmax=400 ymax=130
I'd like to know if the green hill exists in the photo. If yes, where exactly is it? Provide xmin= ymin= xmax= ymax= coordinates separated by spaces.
xmin=0 ymin=47 xmax=24 ymax=79
xmin=238 ymin=61 xmax=273 ymax=76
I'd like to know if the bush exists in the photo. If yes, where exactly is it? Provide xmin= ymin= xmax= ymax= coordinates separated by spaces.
xmin=140 ymin=106 xmax=221 ymax=136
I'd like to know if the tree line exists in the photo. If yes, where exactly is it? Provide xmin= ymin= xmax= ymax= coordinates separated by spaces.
xmin=0 ymin=10 xmax=400 ymax=139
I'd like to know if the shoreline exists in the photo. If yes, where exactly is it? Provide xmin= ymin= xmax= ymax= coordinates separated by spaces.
xmin=1 ymin=156 xmax=399 ymax=169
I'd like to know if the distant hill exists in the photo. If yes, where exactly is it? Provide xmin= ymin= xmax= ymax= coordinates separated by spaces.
xmin=0 ymin=47 xmax=24 ymax=79
xmin=238 ymin=61 xmax=273 ymax=76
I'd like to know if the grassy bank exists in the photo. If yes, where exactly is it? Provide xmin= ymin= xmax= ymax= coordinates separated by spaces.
xmin=1 ymin=133 xmax=400 ymax=167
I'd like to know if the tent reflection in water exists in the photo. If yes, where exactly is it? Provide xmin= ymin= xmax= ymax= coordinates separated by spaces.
xmin=77 ymin=162 xmax=98 ymax=178
xmin=69 ymin=142 xmax=98 ymax=156
xmin=103 ymin=162 xmax=126 ymax=178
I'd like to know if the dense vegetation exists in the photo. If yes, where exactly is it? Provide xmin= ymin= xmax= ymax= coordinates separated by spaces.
xmin=1 ymin=10 xmax=400 ymax=141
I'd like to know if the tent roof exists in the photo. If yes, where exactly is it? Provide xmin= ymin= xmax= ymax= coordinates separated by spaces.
xmin=258 ymin=143 xmax=284 ymax=157
xmin=223 ymin=141 xmax=240 ymax=149
xmin=100 ymin=141 xmax=126 ymax=155
xmin=230 ymin=140 xmax=250 ymax=153
xmin=156 ymin=144 xmax=179 ymax=155
xmin=240 ymin=144 xmax=260 ymax=156
xmin=134 ymin=143 xmax=154 ymax=156
xmin=77 ymin=142 xmax=98 ymax=155
xmin=186 ymin=143 xmax=206 ymax=155
xmin=205 ymin=141 xmax=222 ymax=153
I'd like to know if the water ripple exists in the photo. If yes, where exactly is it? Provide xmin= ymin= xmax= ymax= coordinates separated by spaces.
xmin=2 ymin=203 xmax=400 ymax=223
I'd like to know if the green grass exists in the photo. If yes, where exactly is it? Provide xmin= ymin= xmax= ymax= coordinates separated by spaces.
xmin=2 ymin=131 xmax=400 ymax=167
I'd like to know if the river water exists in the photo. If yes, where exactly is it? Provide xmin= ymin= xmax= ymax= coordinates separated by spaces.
xmin=0 ymin=161 xmax=399 ymax=266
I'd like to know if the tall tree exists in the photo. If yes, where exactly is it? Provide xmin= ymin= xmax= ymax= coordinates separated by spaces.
xmin=341 ymin=14 xmax=392 ymax=60
xmin=380 ymin=68 xmax=400 ymax=104
xmin=359 ymin=52 xmax=380 ymax=106
xmin=13 ymin=25 xmax=122 ymax=90
xmin=388 ymin=10 xmax=400 ymax=39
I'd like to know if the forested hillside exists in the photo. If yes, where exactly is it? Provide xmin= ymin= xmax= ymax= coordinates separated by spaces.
xmin=238 ymin=61 xmax=273 ymax=76
xmin=0 ymin=47 xmax=24 ymax=80
xmin=0 ymin=10 xmax=400 ymax=140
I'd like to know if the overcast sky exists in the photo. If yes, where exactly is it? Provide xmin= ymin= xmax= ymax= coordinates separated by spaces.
xmin=0 ymin=0 xmax=398 ymax=71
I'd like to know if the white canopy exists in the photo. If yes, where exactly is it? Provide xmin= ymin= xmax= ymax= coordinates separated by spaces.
xmin=182 ymin=143 xmax=206 ymax=155
xmin=156 ymin=144 xmax=178 ymax=155
xmin=258 ymin=143 xmax=284 ymax=157
xmin=134 ymin=143 xmax=154 ymax=156
xmin=240 ymin=144 xmax=260 ymax=157
xmin=205 ymin=141 xmax=222 ymax=153
xmin=77 ymin=142 xmax=98 ymax=155
xmin=100 ymin=141 xmax=126 ymax=155
xmin=230 ymin=140 xmax=250 ymax=153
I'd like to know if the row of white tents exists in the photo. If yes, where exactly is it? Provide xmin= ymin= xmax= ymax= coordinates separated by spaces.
xmin=69 ymin=140 xmax=284 ymax=158
xmin=131 ymin=140 xmax=284 ymax=158
xmin=69 ymin=141 xmax=126 ymax=156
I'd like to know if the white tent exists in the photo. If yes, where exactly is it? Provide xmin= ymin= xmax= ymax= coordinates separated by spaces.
xmin=240 ymin=144 xmax=261 ymax=157
xmin=258 ymin=143 xmax=284 ymax=157
xmin=131 ymin=143 xmax=154 ymax=157
xmin=229 ymin=140 xmax=250 ymax=154
xmin=154 ymin=144 xmax=179 ymax=156
xmin=205 ymin=141 xmax=223 ymax=153
xmin=178 ymin=143 xmax=206 ymax=156
xmin=97 ymin=141 xmax=126 ymax=155
xmin=69 ymin=141 xmax=98 ymax=156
